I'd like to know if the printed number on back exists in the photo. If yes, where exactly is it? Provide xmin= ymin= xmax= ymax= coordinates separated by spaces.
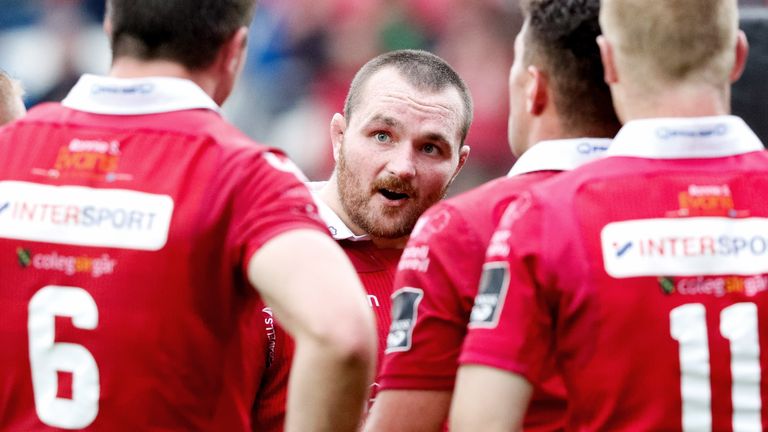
xmin=28 ymin=285 xmax=100 ymax=429
xmin=670 ymin=302 xmax=762 ymax=431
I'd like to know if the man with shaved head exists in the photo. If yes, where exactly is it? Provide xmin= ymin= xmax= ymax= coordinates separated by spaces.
xmin=310 ymin=49 xmax=471 ymax=412
xmin=366 ymin=1 xmax=620 ymax=430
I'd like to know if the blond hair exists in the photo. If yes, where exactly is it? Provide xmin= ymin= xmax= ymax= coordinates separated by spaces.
xmin=600 ymin=0 xmax=738 ymax=91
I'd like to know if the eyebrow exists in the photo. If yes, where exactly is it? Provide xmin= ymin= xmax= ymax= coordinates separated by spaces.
xmin=366 ymin=114 xmax=455 ymax=154
xmin=423 ymin=132 xmax=450 ymax=146
xmin=367 ymin=114 xmax=401 ymax=129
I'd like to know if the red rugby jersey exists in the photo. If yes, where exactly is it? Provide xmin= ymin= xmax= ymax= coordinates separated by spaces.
xmin=463 ymin=116 xmax=768 ymax=431
xmin=379 ymin=138 xmax=610 ymax=431
xmin=309 ymin=183 xmax=403 ymax=407
xmin=0 ymin=75 xmax=325 ymax=431
xmin=340 ymin=239 xmax=402 ymax=404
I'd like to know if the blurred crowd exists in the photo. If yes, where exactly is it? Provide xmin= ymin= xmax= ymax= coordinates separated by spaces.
xmin=1 ymin=0 xmax=766 ymax=193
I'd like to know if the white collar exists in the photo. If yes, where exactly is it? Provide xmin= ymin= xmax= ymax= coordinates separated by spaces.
xmin=507 ymin=138 xmax=612 ymax=177
xmin=606 ymin=115 xmax=763 ymax=159
xmin=306 ymin=182 xmax=370 ymax=242
xmin=62 ymin=74 xmax=221 ymax=115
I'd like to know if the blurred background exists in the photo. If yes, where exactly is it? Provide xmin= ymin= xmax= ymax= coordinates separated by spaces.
xmin=0 ymin=0 xmax=766 ymax=195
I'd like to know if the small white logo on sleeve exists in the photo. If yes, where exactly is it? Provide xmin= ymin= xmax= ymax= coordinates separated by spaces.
xmin=398 ymin=245 xmax=431 ymax=273
xmin=0 ymin=181 xmax=174 ymax=251
xmin=602 ymin=217 xmax=768 ymax=278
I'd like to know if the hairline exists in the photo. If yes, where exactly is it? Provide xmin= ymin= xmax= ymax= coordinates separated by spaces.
xmin=343 ymin=54 xmax=472 ymax=147
xmin=349 ymin=67 xmax=467 ymax=150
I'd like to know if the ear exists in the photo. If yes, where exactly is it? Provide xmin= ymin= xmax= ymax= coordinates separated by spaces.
xmin=222 ymin=27 xmax=249 ymax=77
xmin=208 ymin=27 xmax=249 ymax=105
xmin=451 ymin=145 xmax=471 ymax=182
xmin=525 ymin=65 xmax=547 ymax=116
xmin=329 ymin=113 xmax=347 ymax=162
xmin=597 ymin=35 xmax=618 ymax=85
xmin=730 ymin=30 xmax=749 ymax=83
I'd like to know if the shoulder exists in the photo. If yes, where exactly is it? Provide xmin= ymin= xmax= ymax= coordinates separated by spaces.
xmin=524 ymin=157 xmax=630 ymax=211
xmin=444 ymin=177 xmax=515 ymax=212
xmin=17 ymin=104 xmax=274 ymax=159
xmin=428 ymin=174 xmax=560 ymax=237
xmin=22 ymin=102 xmax=65 ymax=119
xmin=3 ymin=102 xmax=67 ymax=131
xmin=193 ymin=118 xmax=305 ymax=183
xmin=194 ymin=114 xmax=267 ymax=151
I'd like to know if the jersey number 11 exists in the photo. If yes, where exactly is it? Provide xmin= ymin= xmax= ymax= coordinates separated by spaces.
xmin=670 ymin=302 xmax=762 ymax=432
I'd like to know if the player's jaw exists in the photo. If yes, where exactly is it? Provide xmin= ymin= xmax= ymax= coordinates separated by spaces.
xmin=341 ymin=174 xmax=436 ymax=239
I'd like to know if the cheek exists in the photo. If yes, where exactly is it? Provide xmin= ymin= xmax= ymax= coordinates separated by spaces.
xmin=342 ymin=145 xmax=375 ymax=175
xmin=418 ymin=166 xmax=456 ymax=195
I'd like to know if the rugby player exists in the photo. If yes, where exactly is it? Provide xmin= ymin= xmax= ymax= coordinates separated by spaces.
xmin=452 ymin=0 xmax=767 ymax=430
xmin=367 ymin=1 xmax=620 ymax=430
xmin=0 ymin=1 xmax=376 ymax=431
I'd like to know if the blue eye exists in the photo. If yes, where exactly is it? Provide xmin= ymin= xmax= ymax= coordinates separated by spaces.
xmin=374 ymin=132 xmax=390 ymax=143
xmin=423 ymin=144 xmax=438 ymax=154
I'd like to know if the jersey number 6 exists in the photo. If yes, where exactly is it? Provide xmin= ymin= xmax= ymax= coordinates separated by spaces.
xmin=28 ymin=285 xmax=100 ymax=429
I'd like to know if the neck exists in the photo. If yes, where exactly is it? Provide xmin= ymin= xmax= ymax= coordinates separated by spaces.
xmin=616 ymin=82 xmax=730 ymax=122
xmin=526 ymin=104 xmax=619 ymax=149
xmin=525 ymin=110 xmax=566 ymax=151
xmin=318 ymin=178 xmax=409 ymax=249
xmin=110 ymin=57 xmax=218 ymax=99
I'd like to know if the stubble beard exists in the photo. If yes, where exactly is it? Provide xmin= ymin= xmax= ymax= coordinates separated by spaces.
xmin=336 ymin=149 xmax=448 ymax=240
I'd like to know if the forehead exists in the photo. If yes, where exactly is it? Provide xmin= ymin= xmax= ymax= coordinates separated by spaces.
xmin=351 ymin=67 xmax=465 ymax=144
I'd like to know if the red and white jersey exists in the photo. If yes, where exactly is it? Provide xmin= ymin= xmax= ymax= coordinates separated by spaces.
xmin=0 ymin=74 xmax=325 ymax=431
xmin=309 ymin=183 xmax=403 ymax=406
xmin=380 ymin=138 xmax=610 ymax=430
xmin=463 ymin=116 xmax=768 ymax=431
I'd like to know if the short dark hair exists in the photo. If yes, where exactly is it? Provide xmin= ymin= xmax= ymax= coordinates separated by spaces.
xmin=343 ymin=50 xmax=473 ymax=146
xmin=106 ymin=0 xmax=257 ymax=70
xmin=521 ymin=0 xmax=620 ymax=133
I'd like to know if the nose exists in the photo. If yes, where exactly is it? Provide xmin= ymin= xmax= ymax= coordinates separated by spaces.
xmin=385 ymin=144 xmax=417 ymax=180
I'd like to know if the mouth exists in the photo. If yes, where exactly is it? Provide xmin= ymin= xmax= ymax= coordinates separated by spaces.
xmin=378 ymin=188 xmax=410 ymax=201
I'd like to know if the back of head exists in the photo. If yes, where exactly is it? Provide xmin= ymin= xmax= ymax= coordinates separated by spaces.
xmin=343 ymin=49 xmax=474 ymax=145
xmin=600 ymin=0 xmax=738 ymax=92
xmin=0 ymin=71 xmax=25 ymax=126
xmin=106 ymin=0 xmax=257 ymax=70
xmin=521 ymin=0 xmax=620 ymax=134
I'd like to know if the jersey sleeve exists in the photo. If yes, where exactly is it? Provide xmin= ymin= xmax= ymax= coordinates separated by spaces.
xmin=379 ymin=203 xmax=486 ymax=391
xmin=459 ymin=192 xmax=556 ymax=385
xmin=230 ymin=150 xmax=327 ymax=273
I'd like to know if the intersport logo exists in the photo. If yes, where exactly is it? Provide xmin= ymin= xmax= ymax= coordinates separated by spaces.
xmin=602 ymin=217 xmax=768 ymax=278
xmin=0 ymin=181 xmax=173 ymax=251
